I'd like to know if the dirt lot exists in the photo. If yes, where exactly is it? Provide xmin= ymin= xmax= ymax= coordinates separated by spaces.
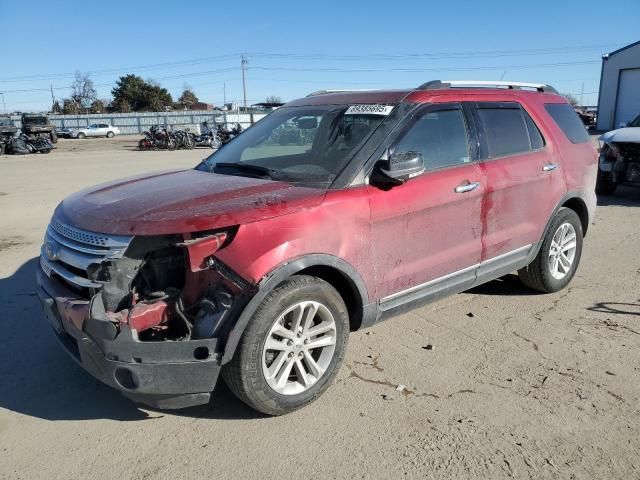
xmin=1 ymin=137 xmax=639 ymax=479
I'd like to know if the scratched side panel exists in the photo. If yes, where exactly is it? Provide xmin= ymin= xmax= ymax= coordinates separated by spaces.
xmin=214 ymin=187 xmax=375 ymax=298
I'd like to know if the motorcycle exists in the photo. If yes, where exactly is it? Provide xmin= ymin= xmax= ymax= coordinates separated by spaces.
xmin=189 ymin=131 xmax=222 ymax=149
xmin=172 ymin=129 xmax=195 ymax=150
xmin=138 ymin=125 xmax=177 ymax=151
xmin=7 ymin=133 xmax=53 ymax=154
xmin=216 ymin=123 xmax=244 ymax=146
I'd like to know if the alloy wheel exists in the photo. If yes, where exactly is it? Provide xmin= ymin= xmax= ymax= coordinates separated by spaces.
xmin=548 ymin=222 xmax=577 ymax=280
xmin=262 ymin=300 xmax=337 ymax=395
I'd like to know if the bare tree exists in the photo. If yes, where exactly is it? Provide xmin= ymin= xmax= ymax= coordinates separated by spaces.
xmin=561 ymin=93 xmax=580 ymax=107
xmin=71 ymin=71 xmax=97 ymax=112
xmin=265 ymin=95 xmax=283 ymax=104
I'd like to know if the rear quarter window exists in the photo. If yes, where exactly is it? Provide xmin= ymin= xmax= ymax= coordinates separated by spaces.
xmin=544 ymin=103 xmax=590 ymax=144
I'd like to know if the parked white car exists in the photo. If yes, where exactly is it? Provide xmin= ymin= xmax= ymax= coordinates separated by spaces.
xmin=597 ymin=113 xmax=640 ymax=195
xmin=70 ymin=123 xmax=120 ymax=139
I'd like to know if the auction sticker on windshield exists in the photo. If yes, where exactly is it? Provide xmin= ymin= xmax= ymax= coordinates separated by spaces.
xmin=345 ymin=105 xmax=394 ymax=116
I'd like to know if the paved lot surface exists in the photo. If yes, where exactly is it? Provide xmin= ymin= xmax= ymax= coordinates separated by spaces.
xmin=1 ymin=137 xmax=639 ymax=479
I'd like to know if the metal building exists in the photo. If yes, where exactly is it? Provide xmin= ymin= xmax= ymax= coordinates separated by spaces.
xmin=596 ymin=40 xmax=640 ymax=131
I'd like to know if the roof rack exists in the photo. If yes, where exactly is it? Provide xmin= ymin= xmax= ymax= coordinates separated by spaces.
xmin=418 ymin=80 xmax=558 ymax=94
xmin=306 ymin=89 xmax=378 ymax=97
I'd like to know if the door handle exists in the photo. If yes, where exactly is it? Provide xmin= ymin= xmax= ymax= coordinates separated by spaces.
xmin=542 ymin=163 xmax=558 ymax=172
xmin=454 ymin=181 xmax=480 ymax=193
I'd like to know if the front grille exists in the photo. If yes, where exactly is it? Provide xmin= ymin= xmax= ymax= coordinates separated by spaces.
xmin=40 ymin=219 xmax=133 ymax=293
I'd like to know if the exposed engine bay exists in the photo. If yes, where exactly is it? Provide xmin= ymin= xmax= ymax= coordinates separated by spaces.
xmin=600 ymin=142 xmax=640 ymax=185
xmin=84 ymin=230 xmax=252 ymax=346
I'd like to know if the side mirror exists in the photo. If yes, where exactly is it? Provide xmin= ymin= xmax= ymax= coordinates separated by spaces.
xmin=374 ymin=150 xmax=425 ymax=185
xmin=619 ymin=121 xmax=628 ymax=128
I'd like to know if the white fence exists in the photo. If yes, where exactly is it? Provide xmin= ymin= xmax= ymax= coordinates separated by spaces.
xmin=9 ymin=111 xmax=268 ymax=135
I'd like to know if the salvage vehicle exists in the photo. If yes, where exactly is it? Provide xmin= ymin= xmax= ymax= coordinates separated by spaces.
xmin=0 ymin=115 xmax=17 ymax=155
xmin=37 ymin=81 xmax=597 ymax=415
xmin=70 ymin=123 xmax=120 ymax=139
xmin=21 ymin=114 xmax=57 ymax=143
xmin=596 ymin=113 xmax=640 ymax=195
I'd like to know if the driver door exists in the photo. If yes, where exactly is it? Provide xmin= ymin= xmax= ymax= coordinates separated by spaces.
xmin=367 ymin=103 xmax=485 ymax=306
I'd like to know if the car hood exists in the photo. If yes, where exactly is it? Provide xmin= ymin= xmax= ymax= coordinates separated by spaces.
xmin=54 ymin=169 xmax=327 ymax=235
xmin=600 ymin=127 xmax=640 ymax=144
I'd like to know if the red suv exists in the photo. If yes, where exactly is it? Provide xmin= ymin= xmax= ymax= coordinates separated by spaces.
xmin=37 ymin=81 xmax=597 ymax=415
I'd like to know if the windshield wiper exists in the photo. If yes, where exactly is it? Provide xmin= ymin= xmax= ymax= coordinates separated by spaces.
xmin=213 ymin=162 xmax=277 ymax=179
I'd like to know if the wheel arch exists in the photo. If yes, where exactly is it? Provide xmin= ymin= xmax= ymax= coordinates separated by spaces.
xmin=221 ymin=254 xmax=372 ymax=364
xmin=561 ymin=195 xmax=589 ymax=236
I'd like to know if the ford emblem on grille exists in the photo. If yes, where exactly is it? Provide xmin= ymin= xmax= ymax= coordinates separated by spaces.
xmin=43 ymin=241 xmax=59 ymax=261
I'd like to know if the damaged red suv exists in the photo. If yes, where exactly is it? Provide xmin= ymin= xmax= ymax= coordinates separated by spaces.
xmin=37 ymin=81 xmax=597 ymax=415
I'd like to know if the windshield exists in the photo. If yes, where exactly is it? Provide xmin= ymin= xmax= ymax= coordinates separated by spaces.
xmin=629 ymin=114 xmax=640 ymax=128
xmin=25 ymin=116 xmax=47 ymax=125
xmin=197 ymin=105 xmax=390 ymax=186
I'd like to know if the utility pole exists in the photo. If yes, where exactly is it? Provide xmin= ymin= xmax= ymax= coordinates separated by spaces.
xmin=223 ymin=82 xmax=226 ymax=106
xmin=241 ymin=54 xmax=248 ymax=111
xmin=0 ymin=93 xmax=5 ymax=114
xmin=580 ymin=82 xmax=585 ymax=106
xmin=50 ymin=84 xmax=56 ymax=108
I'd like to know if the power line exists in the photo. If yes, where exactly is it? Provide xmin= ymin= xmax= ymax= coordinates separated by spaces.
xmin=0 ymin=41 xmax=624 ymax=83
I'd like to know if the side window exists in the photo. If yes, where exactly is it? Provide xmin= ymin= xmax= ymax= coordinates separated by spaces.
xmin=544 ymin=103 xmax=590 ymax=144
xmin=523 ymin=110 xmax=545 ymax=150
xmin=394 ymin=108 xmax=470 ymax=170
xmin=98 ymin=123 xmax=109 ymax=128
xmin=476 ymin=104 xmax=530 ymax=158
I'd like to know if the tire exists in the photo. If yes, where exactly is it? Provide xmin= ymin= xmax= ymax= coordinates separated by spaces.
xmin=166 ymin=139 xmax=177 ymax=151
xmin=184 ymin=136 xmax=195 ymax=149
xmin=211 ymin=136 xmax=221 ymax=149
xmin=0 ymin=142 xmax=4 ymax=155
xmin=222 ymin=275 xmax=349 ymax=416
xmin=50 ymin=131 xmax=58 ymax=144
xmin=106 ymin=131 xmax=114 ymax=138
xmin=77 ymin=132 xmax=86 ymax=139
xmin=518 ymin=207 xmax=583 ymax=293
xmin=596 ymin=170 xmax=617 ymax=195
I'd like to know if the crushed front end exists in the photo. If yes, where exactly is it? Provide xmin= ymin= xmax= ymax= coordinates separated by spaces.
xmin=599 ymin=141 xmax=640 ymax=187
xmin=36 ymin=218 xmax=252 ymax=409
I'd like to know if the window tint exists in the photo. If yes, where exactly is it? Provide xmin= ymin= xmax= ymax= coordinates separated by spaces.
xmin=544 ymin=103 xmax=590 ymax=144
xmin=394 ymin=108 xmax=470 ymax=170
xmin=98 ymin=123 xmax=109 ymax=128
xmin=477 ymin=106 xmax=530 ymax=157
xmin=523 ymin=110 xmax=544 ymax=150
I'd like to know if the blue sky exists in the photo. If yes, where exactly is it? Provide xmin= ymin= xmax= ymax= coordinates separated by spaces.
xmin=0 ymin=0 xmax=638 ymax=112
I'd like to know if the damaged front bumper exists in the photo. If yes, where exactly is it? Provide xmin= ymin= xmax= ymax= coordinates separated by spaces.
xmin=37 ymin=267 xmax=221 ymax=409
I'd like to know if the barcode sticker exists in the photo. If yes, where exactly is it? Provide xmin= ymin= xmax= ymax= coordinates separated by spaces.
xmin=345 ymin=105 xmax=394 ymax=116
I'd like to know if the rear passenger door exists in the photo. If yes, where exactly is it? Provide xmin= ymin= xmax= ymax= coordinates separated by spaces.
xmin=472 ymin=102 xmax=566 ymax=278
xmin=368 ymin=103 xmax=485 ymax=304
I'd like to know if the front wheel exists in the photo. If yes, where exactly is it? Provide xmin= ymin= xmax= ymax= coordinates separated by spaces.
xmin=77 ymin=132 xmax=86 ymax=139
xmin=223 ymin=275 xmax=349 ymax=416
xmin=518 ymin=208 xmax=583 ymax=293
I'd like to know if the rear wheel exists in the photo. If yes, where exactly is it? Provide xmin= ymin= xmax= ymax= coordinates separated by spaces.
xmin=518 ymin=208 xmax=583 ymax=293
xmin=166 ymin=138 xmax=177 ymax=151
xmin=106 ymin=131 xmax=115 ymax=138
xmin=223 ymin=275 xmax=349 ymax=415
xmin=596 ymin=170 xmax=617 ymax=195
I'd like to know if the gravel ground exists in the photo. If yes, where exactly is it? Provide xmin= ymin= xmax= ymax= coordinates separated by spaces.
xmin=1 ymin=136 xmax=639 ymax=479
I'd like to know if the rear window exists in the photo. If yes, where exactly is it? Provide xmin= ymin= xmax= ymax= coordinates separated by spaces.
xmin=476 ymin=104 xmax=531 ymax=158
xmin=544 ymin=103 xmax=590 ymax=144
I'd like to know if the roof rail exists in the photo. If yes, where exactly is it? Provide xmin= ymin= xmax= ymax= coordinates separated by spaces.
xmin=306 ymin=89 xmax=378 ymax=97
xmin=417 ymin=80 xmax=558 ymax=94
